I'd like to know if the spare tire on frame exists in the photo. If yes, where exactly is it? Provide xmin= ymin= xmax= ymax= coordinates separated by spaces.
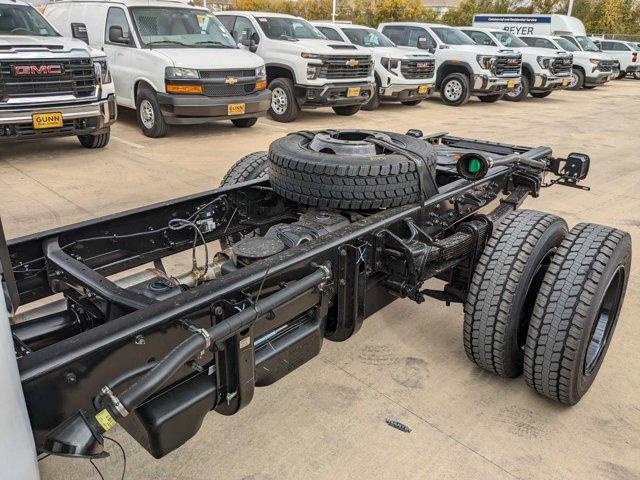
xmin=267 ymin=130 xmax=438 ymax=210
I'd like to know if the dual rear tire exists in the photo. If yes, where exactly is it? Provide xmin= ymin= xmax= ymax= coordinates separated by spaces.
xmin=464 ymin=210 xmax=631 ymax=404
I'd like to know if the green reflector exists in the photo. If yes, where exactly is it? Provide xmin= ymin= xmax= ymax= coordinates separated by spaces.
xmin=468 ymin=158 xmax=482 ymax=174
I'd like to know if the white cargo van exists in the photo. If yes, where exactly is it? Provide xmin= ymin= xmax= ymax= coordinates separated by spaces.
xmin=45 ymin=0 xmax=270 ymax=138
xmin=473 ymin=13 xmax=587 ymax=37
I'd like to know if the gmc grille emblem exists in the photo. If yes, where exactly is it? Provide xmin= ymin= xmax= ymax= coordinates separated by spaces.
xmin=506 ymin=58 xmax=518 ymax=65
xmin=416 ymin=62 xmax=430 ymax=68
xmin=14 ymin=65 xmax=63 ymax=76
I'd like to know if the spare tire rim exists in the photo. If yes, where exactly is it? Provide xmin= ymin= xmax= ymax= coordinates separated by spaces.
xmin=443 ymin=79 xmax=463 ymax=101
xmin=569 ymin=72 xmax=579 ymax=88
xmin=306 ymin=130 xmax=398 ymax=156
xmin=140 ymin=99 xmax=155 ymax=129
xmin=584 ymin=266 xmax=625 ymax=376
xmin=271 ymin=87 xmax=288 ymax=115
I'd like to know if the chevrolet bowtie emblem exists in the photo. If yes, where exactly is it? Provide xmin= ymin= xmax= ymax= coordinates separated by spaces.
xmin=225 ymin=77 xmax=238 ymax=85
xmin=346 ymin=59 xmax=359 ymax=67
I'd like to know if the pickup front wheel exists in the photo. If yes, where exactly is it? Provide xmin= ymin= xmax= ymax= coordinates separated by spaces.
xmin=439 ymin=73 xmax=471 ymax=106
xmin=136 ymin=86 xmax=168 ymax=138
xmin=268 ymin=78 xmax=300 ymax=123
xmin=503 ymin=75 xmax=529 ymax=102
xmin=568 ymin=69 xmax=585 ymax=90
xmin=77 ymin=130 xmax=110 ymax=148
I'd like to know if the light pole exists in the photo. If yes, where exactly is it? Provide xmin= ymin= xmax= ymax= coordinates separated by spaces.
xmin=332 ymin=0 xmax=337 ymax=22
xmin=567 ymin=0 xmax=574 ymax=16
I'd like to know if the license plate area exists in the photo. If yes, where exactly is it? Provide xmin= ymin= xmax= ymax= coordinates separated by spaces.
xmin=507 ymin=80 xmax=516 ymax=89
xmin=418 ymin=85 xmax=429 ymax=94
xmin=346 ymin=87 xmax=360 ymax=97
xmin=228 ymin=103 xmax=246 ymax=116
xmin=32 ymin=112 xmax=63 ymax=129
xmin=562 ymin=78 xmax=570 ymax=87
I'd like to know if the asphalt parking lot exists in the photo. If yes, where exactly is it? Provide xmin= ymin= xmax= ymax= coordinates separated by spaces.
xmin=3 ymin=81 xmax=640 ymax=480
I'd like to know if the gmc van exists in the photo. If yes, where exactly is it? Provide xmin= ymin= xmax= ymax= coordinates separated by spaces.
xmin=45 ymin=0 xmax=270 ymax=138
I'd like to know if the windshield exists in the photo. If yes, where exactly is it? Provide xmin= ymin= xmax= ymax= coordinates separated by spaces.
xmin=342 ymin=27 xmax=394 ymax=47
xmin=555 ymin=37 xmax=579 ymax=52
xmin=574 ymin=35 xmax=600 ymax=52
xmin=0 ymin=4 xmax=58 ymax=36
xmin=431 ymin=27 xmax=475 ymax=45
xmin=130 ymin=7 xmax=236 ymax=48
xmin=627 ymin=42 xmax=640 ymax=51
xmin=492 ymin=31 xmax=527 ymax=48
xmin=256 ymin=16 xmax=324 ymax=40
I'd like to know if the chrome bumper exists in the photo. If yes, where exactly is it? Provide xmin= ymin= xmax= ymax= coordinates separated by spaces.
xmin=0 ymin=97 xmax=116 ymax=125
xmin=472 ymin=75 xmax=520 ymax=92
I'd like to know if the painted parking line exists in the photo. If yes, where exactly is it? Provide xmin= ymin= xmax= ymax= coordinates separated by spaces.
xmin=257 ymin=121 xmax=290 ymax=131
xmin=111 ymin=136 xmax=145 ymax=149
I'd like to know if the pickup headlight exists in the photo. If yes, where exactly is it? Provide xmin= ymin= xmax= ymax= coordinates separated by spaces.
xmin=255 ymin=65 xmax=266 ymax=79
xmin=589 ymin=58 xmax=600 ymax=66
xmin=301 ymin=52 xmax=322 ymax=59
xmin=537 ymin=56 xmax=552 ymax=69
xmin=306 ymin=64 xmax=322 ymax=80
xmin=476 ymin=55 xmax=495 ymax=71
xmin=380 ymin=57 xmax=400 ymax=72
xmin=93 ymin=59 xmax=112 ymax=84
xmin=165 ymin=67 xmax=199 ymax=79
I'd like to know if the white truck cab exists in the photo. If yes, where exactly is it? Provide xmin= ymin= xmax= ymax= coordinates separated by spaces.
xmin=461 ymin=26 xmax=572 ymax=101
xmin=45 ymin=0 xmax=270 ymax=138
xmin=519 ymin=35 xmax=616 ymax=90
xmin=215 ymin=12 xmax=375 ymax=122
xmin=0 ymin=0 xmax=115 ymax=148
xmin=311 ymin=22 xmax=436 ymax=110
xmin=379 ymin=22 xmax=522 ymax=106
xmin=591 ymin=39 xmax=639 ymax=79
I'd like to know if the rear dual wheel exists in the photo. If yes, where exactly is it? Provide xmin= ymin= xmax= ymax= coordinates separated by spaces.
xmin=465 ymin=210 xmax=631 ymax=404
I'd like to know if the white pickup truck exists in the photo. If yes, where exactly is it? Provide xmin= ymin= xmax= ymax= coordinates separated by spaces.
xmin=311 ymin=22 xmax=436 ymax=110
xmin=0 ymin=0 xmax=115 ymax=148
xmin=216 ymin=12 xmax=375 ymax=122
xmin=592 ymin=39 xmax=640 ymax=79
xmin=519 ymin=35 xmax=617 ymax=90
xmin=379 ymin=22 xmax=522 ymax=106
xmin=461 ymin=26 xmax=572 ymax=101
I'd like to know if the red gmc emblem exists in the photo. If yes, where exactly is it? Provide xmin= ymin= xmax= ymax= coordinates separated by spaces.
xmin=416 ymin=62 xmax=431 ymax=68
xmin=13 ymin=65 xmax=63 ymax=76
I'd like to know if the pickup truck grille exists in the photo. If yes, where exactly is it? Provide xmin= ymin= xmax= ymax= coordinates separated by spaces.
xmin=493 ymin=54 xmax=522 ymax=77
xmin=0 ymin=58 xmax=96 ymax=99
xmin=551 ymin=55 xmax=573 ymax=75
xmin=400 ymin=59 xmax=435 ymax=79
xmin=318 ymin=55 xmax=372 ymax=79
xmin=598 ymin=59 xmax=617 ymax=72
xmin=203 ymin=83 xmax=256 ymax=97
xmin=199 ymin=69 xmax=255 ymax=79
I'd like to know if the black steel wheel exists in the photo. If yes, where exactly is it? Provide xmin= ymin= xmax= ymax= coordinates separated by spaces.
xmin=231 ymin=117 xmax=258 ymax=128
xmin=268 ymin=129 xmax=437 ymax=210
xmin=524 ymin=223 xmax=632 ymax=405
xmin=464 ymin=210 xmax=568 ymax=378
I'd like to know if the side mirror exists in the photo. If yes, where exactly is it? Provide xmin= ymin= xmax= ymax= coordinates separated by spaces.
xmin=417 ymin=36 xmax=434 ymax=53
xmin=108 ymin=25 xmax=130 ymax=45
xmin=71 ymin=22 xmax=89 ymax=44
xmin=240 ymin=28 xmax=259 ymax=52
